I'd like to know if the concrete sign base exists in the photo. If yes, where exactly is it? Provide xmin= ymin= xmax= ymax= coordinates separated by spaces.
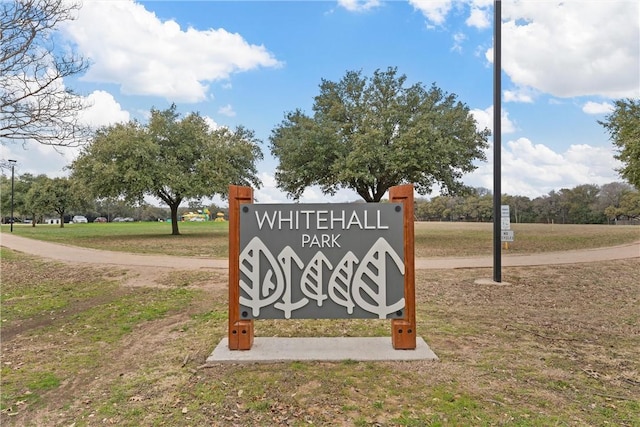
xmin=207 ymin=337 xmax=438 ymax=364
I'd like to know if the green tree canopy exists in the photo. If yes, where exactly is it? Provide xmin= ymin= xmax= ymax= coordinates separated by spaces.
xmin=599 ymin=99 xmax=640 ymax=190
xmin=269 ymin=67 xmax=490 ymax=202
xmin=618 ymin=191 xmax=640 ymax=221
xmin=70 ymin=105 xmax=263 ymax=234
xmin=21 ymin=173 xmax=50 ymax=226
xmin=35 ymin=176 xmax=84 ymax=227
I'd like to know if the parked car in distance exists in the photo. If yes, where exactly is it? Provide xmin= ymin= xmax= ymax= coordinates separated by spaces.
xmin=113 ymin=217 xmax=135 ymax=222
xmin=94 ymin=217 xmax=107 ymax=223
xmin=72 ymin=215 xmax=88 ymax=223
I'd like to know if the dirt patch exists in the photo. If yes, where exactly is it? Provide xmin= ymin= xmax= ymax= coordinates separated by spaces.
xmin=113 ymin=265 xmax=227 ymax=291
xmin=1 ymin=292 xmax=124 ymax=343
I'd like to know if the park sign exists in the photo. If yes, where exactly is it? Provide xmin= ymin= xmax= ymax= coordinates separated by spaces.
xmin=238 ymin=203 xmax=405 ymax=320
xmin=227 ymin=184 xmax=417 ymax=351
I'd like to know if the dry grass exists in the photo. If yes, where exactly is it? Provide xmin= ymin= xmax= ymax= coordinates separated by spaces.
xmin=1 ymin=245 xmax=638 ymax=426
xmin=7 ymin=221 xmax=640 ymax=258
xmin=414 ymin=222 xmax=640 ymax=257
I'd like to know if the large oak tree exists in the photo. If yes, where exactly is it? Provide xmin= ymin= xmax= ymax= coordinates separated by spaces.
xmin=71 ymin=105 xmax=263 ymax=235
xmin=270 ymin=67 xmax=490 ymax=202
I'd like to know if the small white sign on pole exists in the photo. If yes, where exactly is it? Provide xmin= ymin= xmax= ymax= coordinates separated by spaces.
xmin=501 ymin=230 xmax=514 ymax=242
xmin=500 ymin=205 xmax=514 ymax=243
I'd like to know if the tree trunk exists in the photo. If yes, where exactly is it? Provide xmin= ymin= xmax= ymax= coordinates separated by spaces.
xmin=59 ymin=213 xmax=64 ymax=228
xmin=170 ymin=203 xmax=180 ymax=235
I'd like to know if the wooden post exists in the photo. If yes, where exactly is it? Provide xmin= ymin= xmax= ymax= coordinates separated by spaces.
xmin=390 ymin=184 xmax=417 ymax=350
xmin=228 ymin=185 xmax=254 ymax=350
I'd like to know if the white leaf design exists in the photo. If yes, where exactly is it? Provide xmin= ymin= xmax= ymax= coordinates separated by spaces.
xmin=274 ymin=246 xmax=309 ymax=319
xmin=351 ymin=238 xmax=405 ymax=319
xmin=328 ymin=251 xmax=359 ymax=314
xmin=239 ymin=237 xmax=285 ymax=317
xmin=300 ymin=251 xmax=332 ymax=307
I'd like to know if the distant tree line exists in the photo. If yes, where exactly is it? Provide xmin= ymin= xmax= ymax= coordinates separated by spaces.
xmin=2 ymin=172 xmax=638 ymax=226
xmin=415 ymin=182 xmax=639 ymax=224
xmin=0 ymin=173 xmax=228 ymax=226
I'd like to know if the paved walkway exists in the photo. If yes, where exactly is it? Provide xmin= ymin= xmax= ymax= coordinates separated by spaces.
xmin=1 ymin=233 xmax=638 ymax=270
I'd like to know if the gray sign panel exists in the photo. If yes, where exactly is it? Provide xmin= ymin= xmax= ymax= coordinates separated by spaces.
xmin=239 ymin=203 xmax=405 ymax=320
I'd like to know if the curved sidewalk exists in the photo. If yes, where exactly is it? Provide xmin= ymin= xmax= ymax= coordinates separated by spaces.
xmin=415 ymin=241 xmax=640 ymax=269
xmin=2 ymin=233 xmax=638 ymax=270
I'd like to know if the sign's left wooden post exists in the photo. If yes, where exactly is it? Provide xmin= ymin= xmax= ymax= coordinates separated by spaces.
xmin=228 ymin=185 xmax=254 ymax=350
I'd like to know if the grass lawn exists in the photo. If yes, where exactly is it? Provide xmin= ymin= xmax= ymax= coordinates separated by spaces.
xmin=4 ymin=221 xmax=640 ymax=258
xmin=1 ymin=223 xmax=639 ymax=426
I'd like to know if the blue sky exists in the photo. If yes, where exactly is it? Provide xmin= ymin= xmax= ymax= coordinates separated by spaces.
xmin=2 ymin=0 xmax=639 ymax=205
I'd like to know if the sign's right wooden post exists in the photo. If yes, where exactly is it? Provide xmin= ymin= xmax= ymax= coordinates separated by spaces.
xmin=389 ymin=184 xmax=417 ymax=350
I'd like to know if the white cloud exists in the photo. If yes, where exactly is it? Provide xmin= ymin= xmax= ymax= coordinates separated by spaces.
xmin=466 ymin=5 xmax=490 ymax=29
xmin=471 ymin=106 xmax=516 ymax=134
xmin=582 ymin=101 xmax=614 ymax=115
xmin=410 ymin=0 xmax=492 ymax=28
xmin=62 ymin=0 xmax=282 ymax=102
xmin=218 ymin=104 xmax=236 ymax=117
xmin=465 ymin=137 xmax=623 ymax=198
xmin=337 ymin=0 xmax=381 ymax=12
xmin=451 ymin=32 xmax=466 ymax=52
xmin=253 ymin=172 xmax=282 ymax=204
xmin=499 ymin=1 xmax=640 ymax=99
xmin=504 ymin=89 xmax=534 ymax=104
xmin=79 ymin=91 xmax=130 ymax=128
xmin=2 ymin=142 xmax=74 ymax=179
xmin=203 ymin=116 xmax=221 ymax=131
xmin=409 ymin=0 xmax=453 ymax=26
xmin=507 ymin=137 xmax=564 ymax=166
xmin=254 ymin=172 xmax=361 ymax=204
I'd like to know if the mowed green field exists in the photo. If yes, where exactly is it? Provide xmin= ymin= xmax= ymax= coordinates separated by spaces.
xmin=5 ymin=221 xmax=639 ymax=257
xmin=1 ymin=222 xmax=639 ymax=426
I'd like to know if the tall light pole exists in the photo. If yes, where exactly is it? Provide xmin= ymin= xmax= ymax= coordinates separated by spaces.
xmin=9 ymin=159 xmax=17 ymax=232
xmin=493 ymin=0 xmax=502 ymax=282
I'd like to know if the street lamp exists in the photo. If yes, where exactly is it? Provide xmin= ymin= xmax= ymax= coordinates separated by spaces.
xmin=9 ymin=159 xmax=16 ymax=232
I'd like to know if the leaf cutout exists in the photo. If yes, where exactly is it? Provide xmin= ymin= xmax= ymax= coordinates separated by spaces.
xmin=239 ymin=237 xmax=285 ymax=317
xmin=351 ymin=237 xmax=405 ymax=319
xmin=328 ymin=251 xmax=359 ymax=314
xmin=300 ymin=251 xmax=332 ymax=306
xmin=274 ymin=246 xmax=309 ymax=319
